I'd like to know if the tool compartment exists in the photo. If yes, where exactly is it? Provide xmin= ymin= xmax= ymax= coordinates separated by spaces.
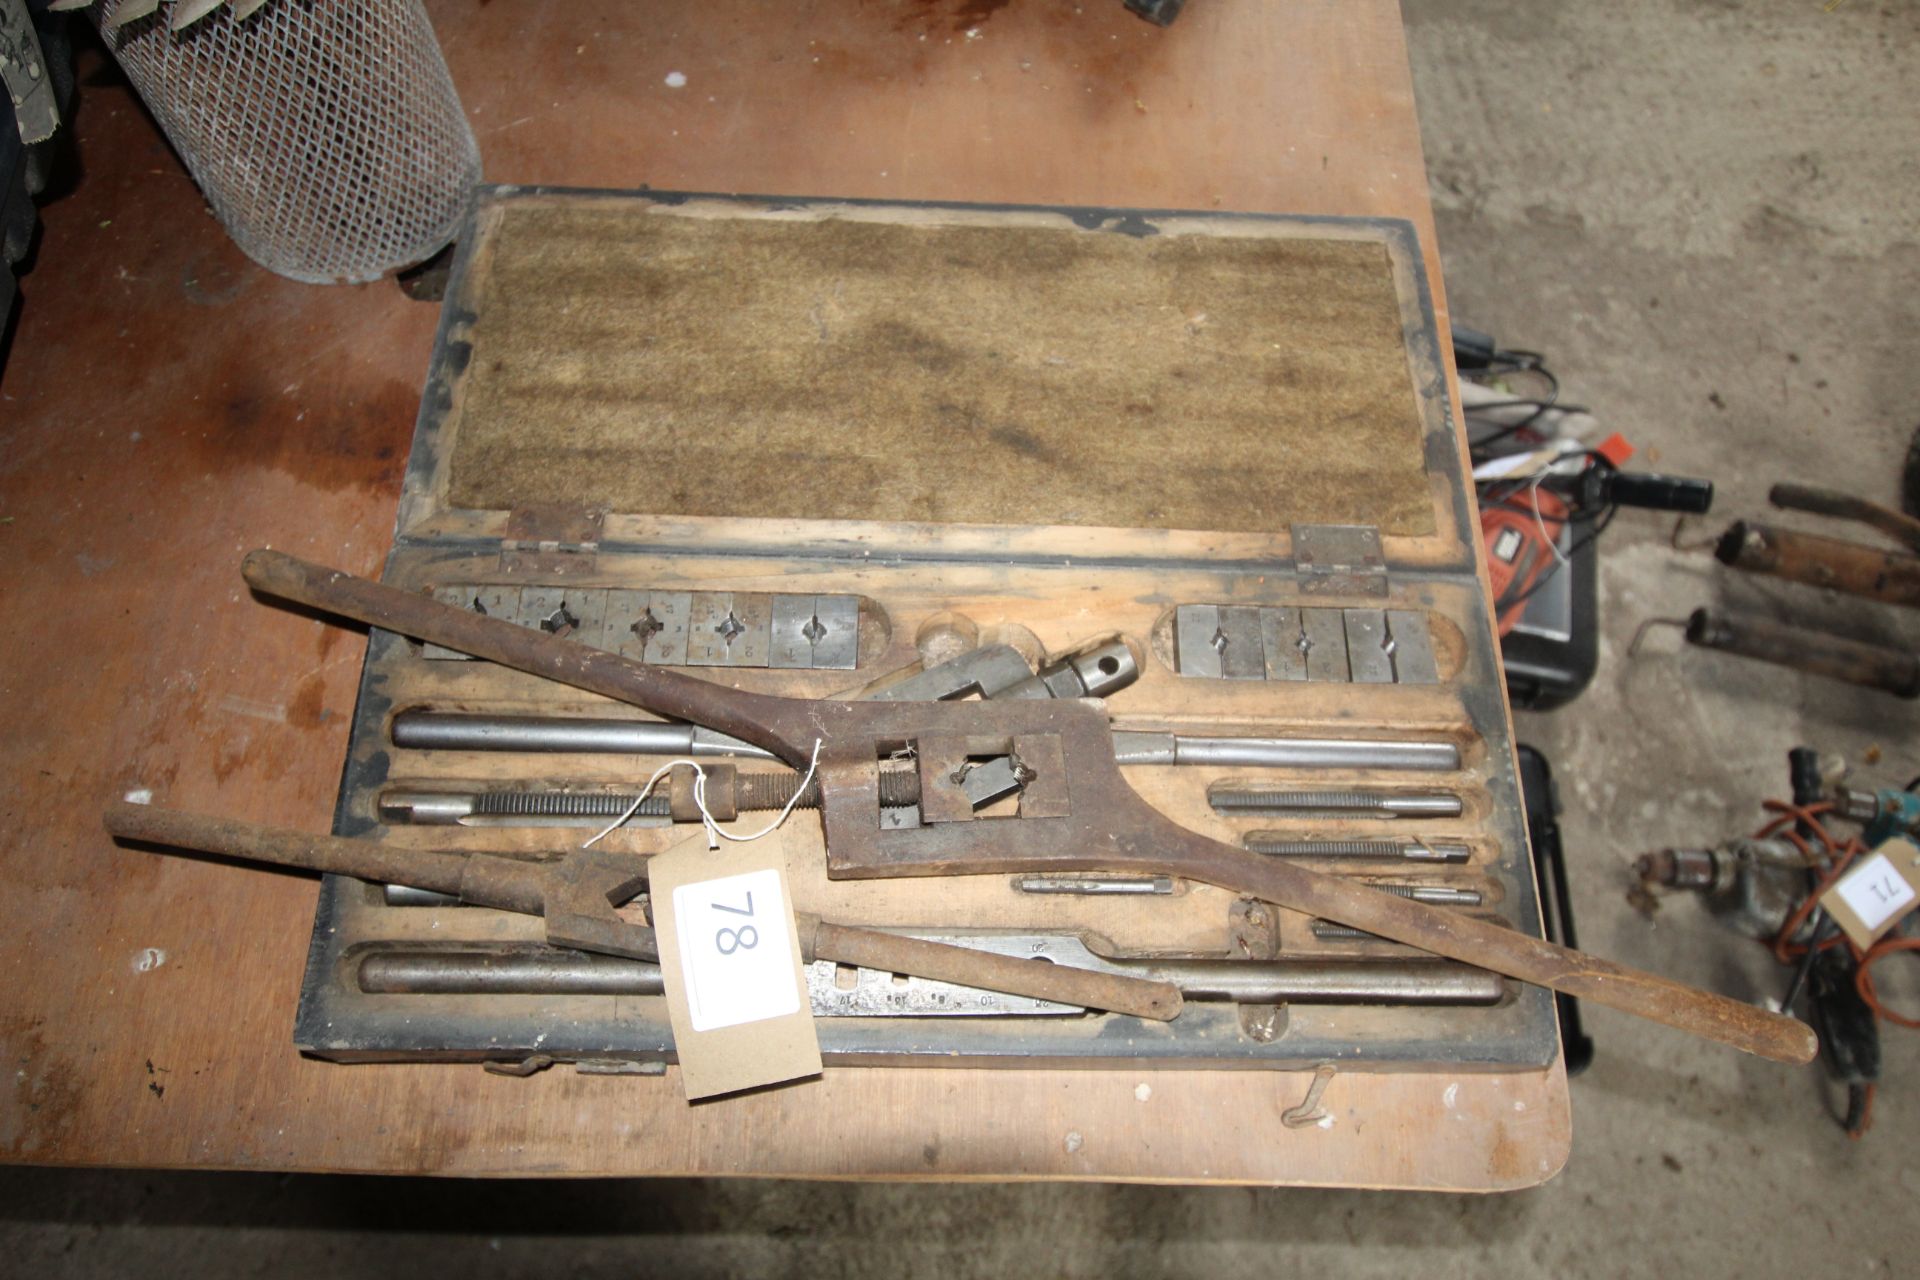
xmin=298 ymin=186 xmax=1557 ymax=1072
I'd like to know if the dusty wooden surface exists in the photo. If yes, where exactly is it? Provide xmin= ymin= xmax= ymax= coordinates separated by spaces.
xmin=0 ymin=0 xmax=1571 ymax=1186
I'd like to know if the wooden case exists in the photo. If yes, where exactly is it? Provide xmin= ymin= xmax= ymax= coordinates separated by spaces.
xmin=296 ymin=186 xmax=1556 ymax=1073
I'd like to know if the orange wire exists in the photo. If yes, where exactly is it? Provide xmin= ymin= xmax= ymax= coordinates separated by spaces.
xmin=1755 ymin=800 xmax=1841 ymax=859
xmin=1857 ymin=938 xmax=1920 ymax=1030
xmin=1742 ymin=799 xmax=1915 ymax=1140
xmin=1769 ymin=840 xmax=1863 ymax=965
xmin=1751 ymin=798 xmax=1917 ymax=1032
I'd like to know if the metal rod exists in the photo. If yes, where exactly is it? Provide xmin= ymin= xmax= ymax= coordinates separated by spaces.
xmin=1367 ymin=883 xmax=1484 ymax=906
xmin=1313 ymin=921 xmax=1389 ymax=942
xmin=361 ymin=949 xmax=660 ymax=995
xmin=1011 ymin=875 xmax=1174 ymax=895
xmin=398 ymin=713 xmax=1460 ymax=774
xmin=1128 ymin=957 xmax=1500 ymax=1004
xmin=1110 ymin=731 xmax=1459 ymax=772
xmin=356 ymin=946 xmax=1503 ymax=1005
xmin=390 ymin=711 xmax=775 ymax=759
xmin=1210 ymin=787 xmax=1463 ymax=818
xmin=383 ymin=885 xmax=462 ymax=907
xmin=1310 ymin=887 xmax=1482 ymax=937
xmin=107 ymin=801 xmax=474 ymax=895
xmin=1244 ymin=835 xmax=1471 ymax=862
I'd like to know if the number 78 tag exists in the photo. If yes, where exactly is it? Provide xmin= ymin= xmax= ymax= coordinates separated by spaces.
xmin=648 ymin=832 xmax=823 ymax=1100
xmin=674 ymin=869 xmax=801 ymax=1031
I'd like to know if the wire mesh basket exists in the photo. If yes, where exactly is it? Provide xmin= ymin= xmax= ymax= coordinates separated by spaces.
xmin=95 ymin=0 xmax=481 ymax=283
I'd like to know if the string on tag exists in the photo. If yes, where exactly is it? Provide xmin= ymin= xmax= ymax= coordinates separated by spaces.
xmin=582 ymin=738 xmax=825 ymax=851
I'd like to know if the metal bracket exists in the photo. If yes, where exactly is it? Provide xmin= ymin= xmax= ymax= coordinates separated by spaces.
xmin=1280 ymin=1064 xmax=1338 ymax=1127
xmin=1228 ymin=898 xmax=1280 ymax=960
xmin=866 ymin=640 xmax=1136 ymax=702
xmin=1292 ymin=524 xmax=1387 ymax=597
xmin=1230 ymin=897 xmax=1286 ymax=1042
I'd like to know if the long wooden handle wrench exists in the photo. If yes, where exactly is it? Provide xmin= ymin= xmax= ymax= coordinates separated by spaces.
xmin=232 ymin=550 xmax=1817 ymax=1065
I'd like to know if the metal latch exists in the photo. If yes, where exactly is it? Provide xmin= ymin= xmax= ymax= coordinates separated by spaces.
xmin=1292 ymin=523 xmax=1387 ymax=597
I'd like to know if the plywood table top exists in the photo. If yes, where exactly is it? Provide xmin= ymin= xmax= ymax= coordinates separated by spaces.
xmin=0 ymin=0 xmax=1569 ymax=1187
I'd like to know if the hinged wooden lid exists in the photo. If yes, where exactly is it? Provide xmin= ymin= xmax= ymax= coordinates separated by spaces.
xmin=395 ymin=186 xmax=1472 ymax=569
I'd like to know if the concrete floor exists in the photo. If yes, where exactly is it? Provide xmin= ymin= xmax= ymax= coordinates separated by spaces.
xmin=4 ymin=1 xmax=1917 ymax=1274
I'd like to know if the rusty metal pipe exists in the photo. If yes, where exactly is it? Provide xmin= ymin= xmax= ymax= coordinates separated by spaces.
xmin=107 ymin=801 xmax=561 ymax=916
xmin=1768 ymin=484 xmax=1920 ymax=553
xmin=1684 ymin=608 xmax=1920 ymax=699
xmin=1715 ymin=521 xmax=1920 ymax=609
xmin=106 ymin=801 xmax=473 ymax=896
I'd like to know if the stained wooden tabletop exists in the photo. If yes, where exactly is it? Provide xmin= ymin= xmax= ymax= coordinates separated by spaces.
xmin=0 ymin=0 xmax=1570 ymax=1187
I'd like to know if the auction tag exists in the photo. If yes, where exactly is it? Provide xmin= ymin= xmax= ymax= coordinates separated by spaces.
xmin=648 ymin=830 xmax=821 ymax=1100
xmin=1820 ymin=838 xmax=1920 ymax=950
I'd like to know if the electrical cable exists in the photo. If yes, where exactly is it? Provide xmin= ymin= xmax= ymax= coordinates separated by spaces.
xmin=1465 ymin=398 xmax=1589 ymax=455
xmin=1460 ymin=340 xmax=1570 ymax=458
xmin=1845 ymin=1083 xmax=1875 ymax=1139
xmin=1747 ymin=797 xmax=1918 ymax=1136
xmin=1462 ymin=346 xmax=1561 ymax=405
xmin=1480 ymin=452 xmax=1621 ymax=612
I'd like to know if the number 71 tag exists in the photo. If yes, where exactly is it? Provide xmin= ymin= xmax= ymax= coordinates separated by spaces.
xmin=1820 ymin=837 xmax=1920 ymax=950
xmin=648 ymin=831 xmax=822 ymax=1100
